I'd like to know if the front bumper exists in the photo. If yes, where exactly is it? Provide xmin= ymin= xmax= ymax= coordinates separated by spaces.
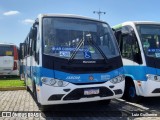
xmin=0 ymin=69 xmax=19 ymax=76
xmin=135 ymin=79 xmax=160 ymax=97
xmin=37 ymin=80 xmax=125 ymax=105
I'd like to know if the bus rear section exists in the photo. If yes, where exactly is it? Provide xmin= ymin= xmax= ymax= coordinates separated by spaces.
xmin=0 ymin=43 xmax=19 ymax=76
xmin=23 ymin=14 xmax=125 ymax=107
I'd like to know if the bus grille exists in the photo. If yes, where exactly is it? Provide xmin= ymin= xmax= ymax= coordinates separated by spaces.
xmin=63 ymin=87 xmax=113 ymax=100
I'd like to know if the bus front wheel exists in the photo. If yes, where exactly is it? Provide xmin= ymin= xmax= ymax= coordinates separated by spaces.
xmin=126 ymin=83 xmax=141 ymax=103
xmin=33 ymin=82 xmax=38 ymax=102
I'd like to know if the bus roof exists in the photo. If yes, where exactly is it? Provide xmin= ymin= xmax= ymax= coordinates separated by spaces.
xmin=113 ymin=21 xmax=160 ymax=29
xmin=37 ymin=14 xmax=106 ymax=23
xmin=112 ymin=24 xmax=122 ymax=29
xmin=0 ymin=43 xmax=17 ymax=47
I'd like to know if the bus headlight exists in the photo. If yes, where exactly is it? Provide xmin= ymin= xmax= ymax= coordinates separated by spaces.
xmin=41 ymin=77 xmax=69 ymax=87
xmin=146 ymin=74 xmax=160 ymax=82
xmin=110 ymin=75 xmax=124 ymax=84
xmin=57 ymin=80 xmax=69 ymax=87
xmin=112 ymin=78 xmax=118 ymax=83
xmin=57 ymin=80 xmax=63 ymax=87
xmin=50 ymin=79 xmax=56 ymax=85
xmin=41 ymin=77 xmax=50 ymax=85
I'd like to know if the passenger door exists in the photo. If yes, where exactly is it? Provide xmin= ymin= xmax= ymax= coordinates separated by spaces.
xmin=115 ymin=26 xmax=142 ymax=78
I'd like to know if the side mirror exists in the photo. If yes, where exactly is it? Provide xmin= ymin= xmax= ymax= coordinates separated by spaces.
xmin=33 ymin=27 xmax=37 ymax=39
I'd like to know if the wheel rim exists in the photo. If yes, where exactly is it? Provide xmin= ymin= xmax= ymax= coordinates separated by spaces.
xmin=129 ymin=86 xmax=135 ymax=98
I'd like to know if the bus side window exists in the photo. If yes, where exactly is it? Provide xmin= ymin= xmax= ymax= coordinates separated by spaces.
xmin=29 ymin=38 xmax=32 ymax=56
xmin=27 ymin=37 xmax=30 ymax=56
xmin=24 ymin=41 xmax=27 ymax=57
xmin=30 ymin=39 xmax=34 ymax=56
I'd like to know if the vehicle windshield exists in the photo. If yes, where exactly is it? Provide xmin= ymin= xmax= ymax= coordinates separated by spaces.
xmin=136 ymin=24 xmax=160 ymax=58
xmin=43 ymin=17 xmax=119 ymax=60
xmin=0 ymin=45 xmax=14 ymax=56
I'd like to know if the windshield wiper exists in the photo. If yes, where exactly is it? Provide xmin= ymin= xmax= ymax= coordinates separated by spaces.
xmin=68 ymin=34 xmax=108 ymax=64
xmin=87 ymin=35 xmax=108 ymax=63
xmin=68 ymin=38 xmax=84 ymax=63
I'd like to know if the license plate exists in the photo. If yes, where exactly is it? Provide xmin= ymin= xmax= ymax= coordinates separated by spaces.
xmin=84 ymin=89 xmax=99 ymax=95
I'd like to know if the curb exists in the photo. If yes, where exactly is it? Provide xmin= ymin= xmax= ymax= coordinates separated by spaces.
xmin=0 ymin=87 xmax=26 ymax=91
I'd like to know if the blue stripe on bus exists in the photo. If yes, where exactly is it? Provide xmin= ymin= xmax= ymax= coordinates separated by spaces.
xmin=124 ymin=66 xmax=159 ymax=81
xmin=24 ymin=66 xmax=124 ymax=86
xmin=53 ymin=67 xmax=124 ymax=84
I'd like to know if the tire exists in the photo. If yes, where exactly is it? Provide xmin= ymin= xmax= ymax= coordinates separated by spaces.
xmin=125 ymin=83 xmax=141 ymax=103
xmin=33 ymin=82 xmax=38 ymax=102
xmin=32 ymin=83 xmax=46 ymax=111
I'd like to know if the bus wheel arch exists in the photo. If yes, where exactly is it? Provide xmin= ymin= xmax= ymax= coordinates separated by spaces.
xmin=123 ymin=76 xmax=141 ymax=103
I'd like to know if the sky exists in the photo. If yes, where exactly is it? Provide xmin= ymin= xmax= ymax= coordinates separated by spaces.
xmin=0 ymin=0 xmax=160 ymax=46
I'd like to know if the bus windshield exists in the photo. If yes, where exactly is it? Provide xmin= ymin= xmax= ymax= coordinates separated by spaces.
xmin=42 ymin=17 xmax=119 ymax=60
xmin=136 ymin=24 xmax=160 ymax=58
xmin=0 ymin=45 xmax=14 ymax=56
